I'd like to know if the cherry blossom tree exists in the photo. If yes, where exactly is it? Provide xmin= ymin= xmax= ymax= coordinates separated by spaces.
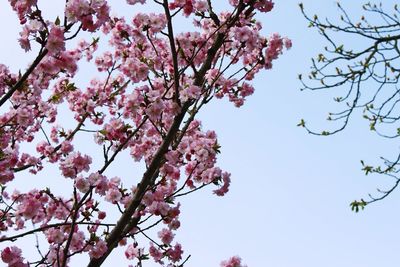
xmin=0 ymin=0 xmax=290 ymax=266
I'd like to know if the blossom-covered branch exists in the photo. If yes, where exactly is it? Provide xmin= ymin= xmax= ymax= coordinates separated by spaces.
xmin=0 ymin=0 xmax=289 ymax=266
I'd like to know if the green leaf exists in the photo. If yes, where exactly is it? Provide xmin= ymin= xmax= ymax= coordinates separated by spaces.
xmin=335 ymin=45 xmax=344 ymax=53
xmin=92 ymin=37 xmax=100 ymax=44
xmin=369 ymin=122 xmax=376 ymax=131
xmin=350 ymin=199 xmax=367 ymax=213
xmin=55 ymin=16 xmax=61 ymax=26
xmin=362 ymin=165 xmax=373 ymax=175
xmin=213 ymin=142 xmax=221 ymax=154
xmin=90 ymin=233 xmax=99 ymax=242
xmin=297 ymin=119 xmax=306 ymax=127
xmin=66 ymin=82 xmax=76 ymax=91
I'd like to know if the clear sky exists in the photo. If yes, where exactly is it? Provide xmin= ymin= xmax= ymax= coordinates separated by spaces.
xmin=1 ymin=1 xmax=400 ymax=267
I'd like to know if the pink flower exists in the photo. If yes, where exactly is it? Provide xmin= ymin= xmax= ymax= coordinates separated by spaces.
xmin=1 ymin=246 xmax=28 ymax=267
xmin=283 ymin=37 xmax=292 ymax=49
xmin=254 ymin=0 xmax=274 ymax=13
xmin=149 ymin=243 xmax=163 ymax=263
xmin=89 ymin=240 xmax=108 ymax=259
xmin=60 ymin=141 xmax=74 ymax=154
xmin=264 ymin=33 xmax=285 ymax=69
xmin=234 ymin=27 xmax=252 ymax=42
xmin=158 ymin=228 xmax=175 ymax=245
xmin=1 ymin=246 xmax=21 ymax=263
xmin=46 ymin=25 xmax=65 ymax=55
xmin=213 ymin=172 xmax=231 ymax=196
xmin=98 ymin=211 xmax=106 ymax=219
xmin=126 ymin=0 xmax=146 ymax=4
xmin=70 ymin=231 xmax=86 ymax=252
xmin=167 ymin=243 xmax=183 ymax=262
xmin=169 ymin=219 xmax=181 ymax=230
xmin=220 ymin=256 xmax=247 ymax=267
xmin=121 ymin=58 xmax=149 ymax=83
xmin=65 ymin=0 xmax=110 ymax=32
xmin=18 ymin=27 xmax=31 ymax=51
xmin=59 ymin=152 xmax=92 ymax=178
xmin=148 ymin=201 xmax=170 ymax=216
xmin=180 ymin=85 xmax=202 ymax=102
xmin=125 ymin=244 xmax=142 ymax=260
xmin=146 ymin=99 xmax=165 ymax=120
xmin=8 ymin=0 xmax=37 ymax=24
xmin=105 ymin=188 xmax=122 ymax=203
xmin=194 ymin=0 xmax=208 ymax=12
xmin=75 ymin=176 xmax=90 ymax=193
xmin=95 ymin=51 xmax=114 ymax=71
xmin=16 ymin=108 xmax=33 ymax=126
xmin=45 ymin=228 xmax=65 ymax=244
xmin=17 ymin=196 xmax=41 ymax=219
xmin=229 ymin=0 xmax=239 ymax=6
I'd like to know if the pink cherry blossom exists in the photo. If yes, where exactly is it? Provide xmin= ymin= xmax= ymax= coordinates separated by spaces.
xmin=125 ymin=244 xmax=143 ymax=260
xmin=59 ymin=152 xmax=92 ymax=178
xmin=89 ymin=240 xmax=108 ymax=259
xmin=126 ymin=0 xmax=146 ymax=5
xmin=149 ymin=243 xmax=163 ymax=263
xmin=166 ymin=243 xmax=183 ymax=262
xmin=105 ymin=188 xmax=122 ymax=203
xmin=158 ymin=228 xmax=175 ymax=245
xmin=220 ymin=256 xmax=247 ymax=267
xmin=1 ymin=246 xmax=28 ymax=267
xmin=46 ymin=25 xmax=65 ymax=55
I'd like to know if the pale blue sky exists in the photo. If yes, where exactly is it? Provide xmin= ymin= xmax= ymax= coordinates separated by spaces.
xmin=1 ymin=1 xmax=400 ymax=267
